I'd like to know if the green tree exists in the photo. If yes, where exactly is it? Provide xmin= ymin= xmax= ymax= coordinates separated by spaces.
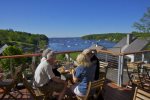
xmin=0 ymin=46 xmax=26 ymax=72
xmin=39 ymin=40 xmax=47 ymax=49
xmin=133 ymin=7 xmax=150 ymax=33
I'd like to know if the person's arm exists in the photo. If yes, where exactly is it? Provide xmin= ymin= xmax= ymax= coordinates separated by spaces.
xmin=70 ymin=69 xmax=78 ymax=83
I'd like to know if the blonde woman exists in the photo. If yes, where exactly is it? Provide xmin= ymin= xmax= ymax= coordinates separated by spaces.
xmin=70 ymin=53 xmax=96 ymax=97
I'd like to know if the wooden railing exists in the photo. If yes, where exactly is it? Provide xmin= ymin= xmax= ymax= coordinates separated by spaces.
xmin=0 ymin=49 xmax=150 ymax=87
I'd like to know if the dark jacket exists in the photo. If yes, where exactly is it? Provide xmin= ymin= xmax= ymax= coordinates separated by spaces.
xmin=91 ymin=55 xmax=100 ymax=80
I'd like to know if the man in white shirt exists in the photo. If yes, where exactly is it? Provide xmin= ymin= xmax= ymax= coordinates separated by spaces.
xmin=34 ymin=51 xmax=67 ymax=100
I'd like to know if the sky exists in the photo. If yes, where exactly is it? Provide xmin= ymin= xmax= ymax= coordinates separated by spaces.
xmin=0 ymin=0 xmax=149 ymax=38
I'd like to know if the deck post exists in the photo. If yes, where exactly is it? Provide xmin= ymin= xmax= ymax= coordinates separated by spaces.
xmin=141 ymin=53 xmax=145 ymax=73
xmin=10 ymin=58 xmax=13 ymax=77
xmin=105 ymin=54 xmax=108 ymax=62
xmin=117 ymin=55 xmax=124 ymax=87
xmin=142 ymin=53 xmax=145 ymax=62
xmin=32 ymin=56 xmax=36 ymax=72
xmin=65 ymin=53 xmax=70 ymax=62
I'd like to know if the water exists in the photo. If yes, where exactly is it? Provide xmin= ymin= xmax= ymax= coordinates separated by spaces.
xmin=48 ymin=37 xmax=116 ymax=52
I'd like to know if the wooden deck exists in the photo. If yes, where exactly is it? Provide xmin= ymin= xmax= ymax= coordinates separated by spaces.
xmin=103 ymin=80 xmax=134 ymax=100
xmin=0 ymin=80 xmax=135 ymax=100
xmin=0 ymin=88 xmax=32 ymax=100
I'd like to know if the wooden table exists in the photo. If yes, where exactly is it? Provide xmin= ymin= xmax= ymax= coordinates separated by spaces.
xmin=57 ymin=66 xmax=74 ymax=86
xmin=126 ymin=61 xmax=145 ymax=88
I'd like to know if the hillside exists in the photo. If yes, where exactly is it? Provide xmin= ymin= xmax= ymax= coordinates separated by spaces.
xmin=0 ymin=29 xmax=49 ymax=53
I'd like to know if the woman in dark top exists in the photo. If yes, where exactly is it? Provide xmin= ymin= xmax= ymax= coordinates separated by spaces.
xmin=82 ymin=49 xmax=100 ymax=80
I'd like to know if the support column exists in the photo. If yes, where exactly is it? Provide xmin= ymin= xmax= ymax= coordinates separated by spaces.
xmin=10 ymin=58 xmax=13 ymax=78
xmin=142 ymin=53 xmax=145 ymax=62
xmin=32 ymin=56 xmax=36 ymax=72
xmin=117 ymin=55 xmax=124 ymax=87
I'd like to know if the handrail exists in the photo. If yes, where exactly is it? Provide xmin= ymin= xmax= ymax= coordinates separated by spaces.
xmin=121 ymin=50 xmax=150 ymax=55
xmin=97 ymin=49 xmax=121 ymax=56
xmin=1 ymin=49 xmax=150 ymax=59
xmin=0 ymin=53 xmax=42 ymax=59
xmin=0 ymin=50 xmax=82 ymax=59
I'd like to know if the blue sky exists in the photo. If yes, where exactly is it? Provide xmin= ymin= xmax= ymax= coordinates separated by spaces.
xmin=0 ymin=0 xmax=149 ymax=37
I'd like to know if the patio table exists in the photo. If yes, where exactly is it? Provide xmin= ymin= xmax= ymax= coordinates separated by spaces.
xmin=126 ymin=61 xmax=145 ymax=88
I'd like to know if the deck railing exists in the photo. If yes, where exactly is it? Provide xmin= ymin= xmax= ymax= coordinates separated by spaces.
xmin=0 ymin=49 xmax=150 ymax=87
xmin=96 ymin=49 xmax=150 ymax=87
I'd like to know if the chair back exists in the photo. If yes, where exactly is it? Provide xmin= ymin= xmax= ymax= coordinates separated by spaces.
xmin=133 ymin=87 xmax=150 ymax=100
xmin=22 ymin=73 xmax=36 ymax=96
xmin=77 ymin=78 xmax=105 ymax=100
xmin=22 ymin=73 xmax=44 ymax=99
xmin=0 ymin=66 xmax=23 ymax=100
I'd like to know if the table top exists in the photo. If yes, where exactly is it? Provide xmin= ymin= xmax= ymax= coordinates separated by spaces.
xmin=142 ymin=63 xmax=150 ymax=68
xmin=127 ymin=61 xmax=145 ymax=69
xmin=58 ymin=66 xmax=74 ymax=74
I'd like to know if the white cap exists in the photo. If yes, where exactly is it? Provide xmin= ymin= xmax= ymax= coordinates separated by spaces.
xmin=42 ymin=48 xmax=51 ymax=58
xmin=47 ymin=51 xmax=55 ymax=60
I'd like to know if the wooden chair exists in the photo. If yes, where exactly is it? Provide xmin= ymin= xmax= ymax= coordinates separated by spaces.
xmin=76 ymin=78 xmax=105 ymax=100
xmin=0 ymin=79 xmax=17 ymax=100
xmin=22 ymin=73 xmax=51 ymax=100
xmin=99 ymin=61 xmax=108 ymax=79
xmin=0 ymin=66 xmax=23 ymax=100
xmin=133 ymin=87 xmax=150 ymax=100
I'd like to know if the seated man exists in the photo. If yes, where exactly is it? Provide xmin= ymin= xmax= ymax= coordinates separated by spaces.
xmin=41 ymin=48 xmax=61 ymax=77
xmin=34 ymin=51 xmax=67 ymax=100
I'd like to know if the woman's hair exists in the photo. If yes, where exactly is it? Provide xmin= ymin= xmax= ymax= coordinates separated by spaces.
xmin=76 ymin=53 xmax=91 ymax=67
xmin=82 ymin=49 xmax=92 ymax=55
xmin=42 ymin=48 xmax=51 ymax=58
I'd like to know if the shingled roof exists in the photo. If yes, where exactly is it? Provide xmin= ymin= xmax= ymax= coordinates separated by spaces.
xmin=109 ymin=34 xmax=149 ymax=53
xmin=122 ymin=39 xmax=149 ymax=53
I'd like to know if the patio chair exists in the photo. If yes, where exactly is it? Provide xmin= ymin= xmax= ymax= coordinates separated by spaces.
xmin=22 ymin=73 xmax=52 ymax=100
xmin=99 ymin=61 xmax=108 ymax=79
xmin=133 ymin=87 xmax=150 ymax=100
xmin=0 ymin=79 xmax=17 ymax=99
xmin=76 ymin=78 xmax=105 ymax=100
xmin=0 ymin=66 xmax=23 ymax=100
xmin=126 ymin=62 xmax=140 ymax=88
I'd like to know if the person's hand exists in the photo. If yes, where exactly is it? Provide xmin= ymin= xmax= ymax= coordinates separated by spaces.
xmin=58 ymin=66 xmax=65 ymax=73
xmin=70 ymin=69 xmax=75 ymax=74
xmin=64 ymin=70 xmax=70 ymax=73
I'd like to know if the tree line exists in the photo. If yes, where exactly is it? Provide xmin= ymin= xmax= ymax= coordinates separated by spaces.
xmin=82 ymin=32 xmax=150 ymax=42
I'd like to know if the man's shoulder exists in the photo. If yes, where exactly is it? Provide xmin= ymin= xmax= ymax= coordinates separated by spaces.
xmin=39 ymin=60 xmax=50 ymax=67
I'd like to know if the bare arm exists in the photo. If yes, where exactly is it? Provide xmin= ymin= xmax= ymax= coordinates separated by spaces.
xmin=71 ymin=69 xmax=78 ymax=83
